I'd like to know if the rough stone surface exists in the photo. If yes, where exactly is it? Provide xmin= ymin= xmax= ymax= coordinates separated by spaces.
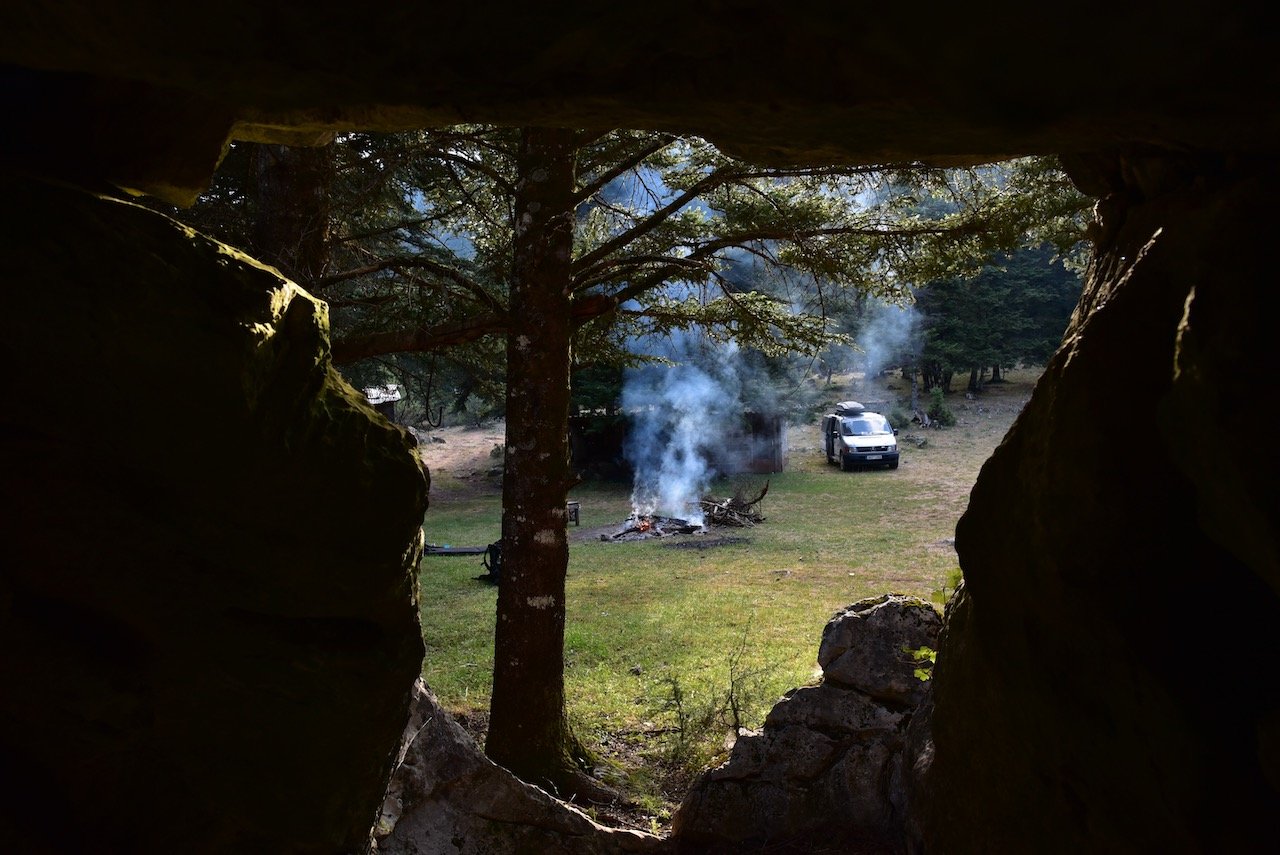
xmin=818 ymin=593 xmax=942 ymax=705
xmin=0 ymin=177 xmax=428 ymax=854
xmin=673 ymin=595 xmax=939 ymax=851
xmin=764 ymin=684 xmax=906 ymax=736
xmin=2 ymin=5 xmax=1278 ymax=203
xmin=376 ymin=680 xmax=666 ymax=855
xmin=907 ymin=155 xmax=1280 ymax=853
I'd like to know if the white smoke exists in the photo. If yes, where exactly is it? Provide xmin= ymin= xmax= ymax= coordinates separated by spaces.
xmin=857 ymin=300 xmax=919 ymax=376
xmin=621 ymin=332 xmax=742 ymax=526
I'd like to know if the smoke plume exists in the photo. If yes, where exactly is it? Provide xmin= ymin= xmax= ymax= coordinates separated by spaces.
xmin=857 ymin=300 xmax=919 ymax=376
xmin=621 ymin=333 xmax=742 ymax=526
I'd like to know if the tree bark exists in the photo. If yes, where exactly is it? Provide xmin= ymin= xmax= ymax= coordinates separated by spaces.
xmin=250 ymin=142 xmax=334 ymax=289
xmin=485 ymin=127 xmax=604 ymax=800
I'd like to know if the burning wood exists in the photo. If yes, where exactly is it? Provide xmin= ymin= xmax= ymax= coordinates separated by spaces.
xmin=606 ymin=514 xmax=703 ymax=541
xmin=604 ymin=481 xmax=770 ymax=540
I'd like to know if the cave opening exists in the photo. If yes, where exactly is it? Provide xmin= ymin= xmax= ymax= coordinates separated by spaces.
xmin=4 ymin=5 xmax=1277 ymax=853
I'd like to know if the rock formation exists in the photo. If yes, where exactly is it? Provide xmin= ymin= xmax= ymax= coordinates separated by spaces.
xmin=0 ymin=178 xmax=427 ymax=853
xmin=2 ymin=6 xmax=1276 ymax=205
xmin=376 ymin=680 xmax=664 ymax=854
xmin=675 ymin=595 xmax=940 ymax=851
xmin=907 ymin=152 xmax=1280 ymax=853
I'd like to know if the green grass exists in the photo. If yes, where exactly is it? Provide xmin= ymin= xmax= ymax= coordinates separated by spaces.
xmin=416 ymin=369 xmax=1035 ymax=820
xmin=418 ymin=467 xmax=962 ymax=776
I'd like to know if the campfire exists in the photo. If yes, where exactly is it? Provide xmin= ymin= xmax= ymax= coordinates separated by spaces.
xmin=604 ymin=481 xmax=769 ymax=541
xmin=607 ymin=514 xmax=703 ymax=541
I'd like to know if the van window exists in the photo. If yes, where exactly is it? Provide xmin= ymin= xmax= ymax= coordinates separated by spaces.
xmin=840 ymin=414 xmax=892 ymax=436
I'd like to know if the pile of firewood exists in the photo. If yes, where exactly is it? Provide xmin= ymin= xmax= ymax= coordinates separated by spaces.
xmin=912 ymin=409 xmax=943 ymax=429
xmin=699 ymin=481 xmax=768 ymax=527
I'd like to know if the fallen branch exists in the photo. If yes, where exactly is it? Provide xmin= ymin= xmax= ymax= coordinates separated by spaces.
xmin=700 ymin=502 xmax=759 ymax=527
xmin=732 ymin=480 xmax=769 ymax=510
xmin=700 ymin=481 xmax=769 ymax=527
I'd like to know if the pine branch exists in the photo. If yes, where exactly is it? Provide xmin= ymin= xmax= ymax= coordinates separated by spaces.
xmin=573 ymin=134 xmax=675 ymax=204
xmin=331 ymin=313 xmax=508 ymax=363
xmin=434 ymin=150 xmax=517 ymax=196
xmin=570 ymin=165 xmax=743 ymax=276
xmin=329 ymin=216 xmax=436 ymax=246
xmin=314 ymin=256 xmax=502 ymax=313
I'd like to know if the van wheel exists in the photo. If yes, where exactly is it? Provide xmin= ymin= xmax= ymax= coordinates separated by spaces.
xmin=889 ymin=460 xmax=899 ymax=470
xmin=841 ymin=456 xmax=852 ymax=472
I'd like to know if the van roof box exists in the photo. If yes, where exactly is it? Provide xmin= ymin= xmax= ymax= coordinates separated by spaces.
xmin=834 ymin=401 xmax=865 ymax=416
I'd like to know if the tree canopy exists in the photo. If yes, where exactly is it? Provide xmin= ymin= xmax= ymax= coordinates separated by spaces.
xmin=915 ymin=243 xmax=1084 ymax=393
xmin=174 ymin=130 xmax=1085 ymax=377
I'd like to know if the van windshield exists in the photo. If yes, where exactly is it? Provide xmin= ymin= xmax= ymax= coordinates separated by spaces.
xmin=840 ymin=414 xmax=892 ymax=436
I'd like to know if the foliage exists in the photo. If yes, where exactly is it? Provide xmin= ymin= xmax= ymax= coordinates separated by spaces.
xmin=170 ymin=139 xmax=1089 ymax=413
xmin=571 ymin=363 xmax=625 ymax=414
xmin=651 ymin=625 xmax=776 ymax=776
xmin=932 ymin=567 xmax=964 ymax=606
xmin=913 ymin=243 xmax=1084 ymax=393
xmin=907 ymin=646 xmax=937 ymax=682
xmin=653 ymin=675 xmax=719 ymax=771
xmin=927 ymin=387 xmax=956 ymax=427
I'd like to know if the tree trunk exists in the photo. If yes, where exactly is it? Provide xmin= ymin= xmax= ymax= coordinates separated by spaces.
xmin=921 ymin=361 xmax=938 ymax=392
xmin=250 ymin=142 xmax=334 ymax=289
xmin=485 ymin=127 xmax=603 ymax=800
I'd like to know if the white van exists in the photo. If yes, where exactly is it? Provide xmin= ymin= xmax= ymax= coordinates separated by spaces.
xmin=822 ymin=401 xmax=900 ymax=471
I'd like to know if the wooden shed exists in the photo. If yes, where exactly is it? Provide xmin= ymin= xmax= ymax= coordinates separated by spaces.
xmin=568 ymin=410 xmax=787 ymax=478
xmin=363 ymin=384 xmax=403 ymax=422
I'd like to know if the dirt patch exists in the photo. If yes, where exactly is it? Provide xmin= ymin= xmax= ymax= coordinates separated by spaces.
xmin=413 ymin=423 xmax=506 ymax=499
xmin=413 ymin=370 xmax=1035 ymax=510
xmin=571 ymin=524 xmax=624 ymax=543
xmin=791 ymin=370 xmax=1037 ymax=513
xmin=413 ymin=374 xmax=1035 ymax=545
xmin=416 ymin=423 xmax=506 ymax=473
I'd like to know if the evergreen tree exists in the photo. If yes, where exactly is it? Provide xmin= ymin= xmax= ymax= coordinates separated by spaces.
xmin=914 ymin=244 xmax=1083 ymax=393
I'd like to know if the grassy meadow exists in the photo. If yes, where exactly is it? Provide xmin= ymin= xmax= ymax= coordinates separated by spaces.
xmin=415 ymin=368 xmax=1038 ymax=820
